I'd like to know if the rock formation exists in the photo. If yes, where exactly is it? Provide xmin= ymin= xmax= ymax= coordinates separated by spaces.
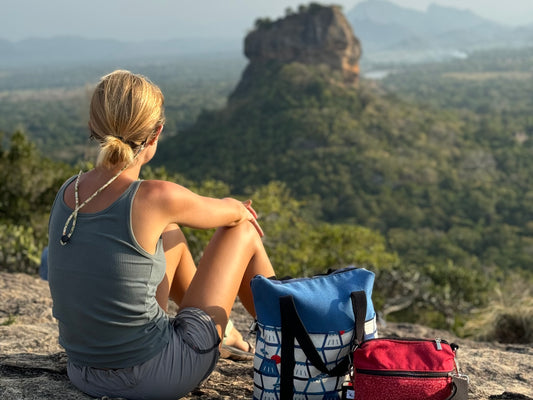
xmin=1 ymin=272 xmax=532 ymax=399
xmin=231 ymin=4 xmax=361 ymax=99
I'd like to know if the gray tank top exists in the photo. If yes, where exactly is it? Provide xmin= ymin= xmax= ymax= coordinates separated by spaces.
xmin=48 ymin=176 xmax=171 ymax=368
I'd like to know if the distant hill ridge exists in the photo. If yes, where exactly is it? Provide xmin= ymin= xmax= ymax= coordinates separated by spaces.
xmin=347 ymin=0 xmax=527 ymax=62
xmin=2 ymin=1 xmax=533 ymax=67
xmin=350 ymin=0 xmax=495 ymax=33
xmin=0 ymin=35 xmax=241 ymax=67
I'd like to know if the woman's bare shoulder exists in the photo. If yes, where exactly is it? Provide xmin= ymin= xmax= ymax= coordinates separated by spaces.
xmin=137 ymin=179 xmax=195 ymax=204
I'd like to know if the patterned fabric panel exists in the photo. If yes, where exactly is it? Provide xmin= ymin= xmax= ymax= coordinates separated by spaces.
xmin=253 ymin=317 xmax=378 ymax=400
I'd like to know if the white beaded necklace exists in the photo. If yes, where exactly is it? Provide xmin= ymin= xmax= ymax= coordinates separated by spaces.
xmin=60 ymin=143 xmax=145 ymax=245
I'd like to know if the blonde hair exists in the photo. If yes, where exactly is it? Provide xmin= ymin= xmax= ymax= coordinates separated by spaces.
xmin=89 ymin=70 xmax=165 ymax=168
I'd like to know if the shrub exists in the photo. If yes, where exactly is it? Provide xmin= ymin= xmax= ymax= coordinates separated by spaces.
xmin=0 ymin=224 xmax=41 ymax=274
xmin=492 ymin=309 xmax=533 ymax=344
xmin=462 ymin=271 xmax=533 ymax=343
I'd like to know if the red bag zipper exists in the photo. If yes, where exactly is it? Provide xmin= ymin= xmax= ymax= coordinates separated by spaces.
xmin=352 ymin=338 xmax=459 ymax=375
xmin=355 ymin=369 xmax=451 ymax=378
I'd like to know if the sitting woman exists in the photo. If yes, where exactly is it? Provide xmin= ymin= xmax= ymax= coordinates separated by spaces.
xmin=47 ymin=70 xmax=275 ymax=400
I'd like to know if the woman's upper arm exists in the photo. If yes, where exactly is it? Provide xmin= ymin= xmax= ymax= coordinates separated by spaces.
xmin=148 ymin=180 xmax=244 ymax=229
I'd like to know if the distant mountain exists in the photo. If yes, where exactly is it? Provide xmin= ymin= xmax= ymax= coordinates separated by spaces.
xmin=0 ymin=35 xmax=241 ymax=67
xmin=4 ymin=2 xmax=533 ymax=68
xmin=347 ymin=0 xmax=529 ymax=64
xmin=151 ymin=5 xmax=533 ymax=277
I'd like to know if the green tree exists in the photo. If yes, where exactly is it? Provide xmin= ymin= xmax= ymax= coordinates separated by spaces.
xmin=0 ymin=131 xmax=75 ymax=272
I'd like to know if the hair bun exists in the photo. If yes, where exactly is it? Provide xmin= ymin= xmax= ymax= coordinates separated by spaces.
xmin=90 ymin=69 xmax=164 ymax=169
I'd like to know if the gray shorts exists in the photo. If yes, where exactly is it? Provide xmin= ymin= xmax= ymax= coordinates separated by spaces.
xmin=67 ymin=308 xmax=221 ymax=400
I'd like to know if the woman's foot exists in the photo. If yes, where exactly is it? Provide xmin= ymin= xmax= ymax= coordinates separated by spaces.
xmin=220 ymin=321 xmax=255 ymax=361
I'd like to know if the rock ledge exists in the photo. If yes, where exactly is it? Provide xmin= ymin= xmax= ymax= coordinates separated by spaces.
xmin=1 ymin=272 xmax=531 ymax=399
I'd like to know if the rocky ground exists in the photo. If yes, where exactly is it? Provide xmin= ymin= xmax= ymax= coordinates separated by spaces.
xmin=0 ymin=272 xmax=531 ymax=400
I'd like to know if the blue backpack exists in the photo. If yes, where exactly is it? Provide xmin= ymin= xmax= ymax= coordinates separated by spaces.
xmin=250 ymin=267 xmax=377 ymax=400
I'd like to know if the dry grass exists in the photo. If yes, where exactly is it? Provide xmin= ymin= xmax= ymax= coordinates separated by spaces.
xmin=462 ymin=274 xmax=533 ymax=344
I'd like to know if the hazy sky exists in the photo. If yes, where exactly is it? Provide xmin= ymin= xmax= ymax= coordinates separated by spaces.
xmin=1 ymin=0 xmax=533 ymax=42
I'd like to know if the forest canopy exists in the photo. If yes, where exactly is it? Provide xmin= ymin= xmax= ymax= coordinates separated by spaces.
xmin=1 ymin=47 xmax=532 ymax=339
xmin=154 ymin=55 xmax=533 ymax=276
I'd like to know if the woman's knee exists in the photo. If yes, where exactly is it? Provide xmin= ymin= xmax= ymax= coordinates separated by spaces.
xmin=223 ymin=221 xmax=262 ymax=247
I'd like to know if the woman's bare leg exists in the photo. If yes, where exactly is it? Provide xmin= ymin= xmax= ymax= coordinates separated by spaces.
xmin=179 ymin=222 xmax=275 ymax=339
xmin=157 ymin=222 xmax=271 ymax=352
xmin=156 ymin=223 xmax=196 ymax=312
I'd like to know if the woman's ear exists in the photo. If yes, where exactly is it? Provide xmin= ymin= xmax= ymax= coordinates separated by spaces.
xmin=149 ymin=125 xmax=163 ymax=145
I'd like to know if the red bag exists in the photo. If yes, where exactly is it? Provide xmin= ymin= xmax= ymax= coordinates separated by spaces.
xmin=352 ymin=338 xmax=459 ymax=400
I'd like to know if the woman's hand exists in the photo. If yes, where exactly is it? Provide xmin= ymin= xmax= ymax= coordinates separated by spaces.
xmin=243 ymin=200 xmax=264 ymax=237
xmin=226 ymin=199 xmax=264 ymax=237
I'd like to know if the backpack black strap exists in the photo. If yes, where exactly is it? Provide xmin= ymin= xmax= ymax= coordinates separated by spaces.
xmin=279 ymin=290 xmax=367 ymax=400
xmin=351 ymin=291 xmax=367 ymax=346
